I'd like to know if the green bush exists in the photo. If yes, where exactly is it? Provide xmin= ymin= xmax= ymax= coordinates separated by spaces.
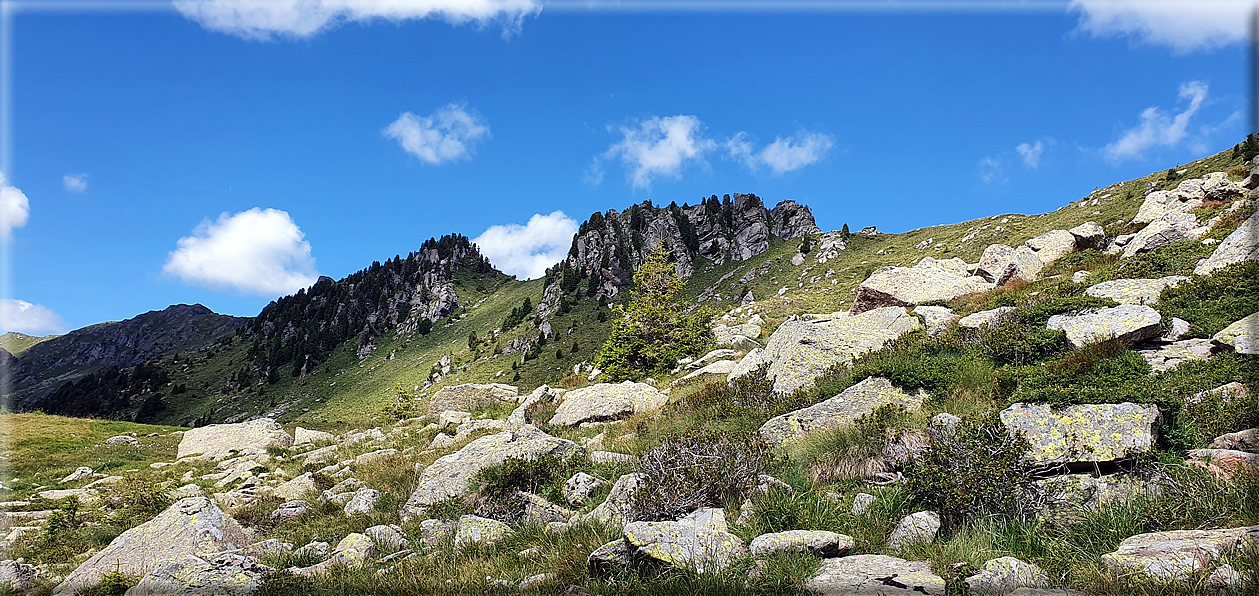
xmin=81 ymin=571 xmax=138 ymax=596
xmin=974 ymin=295 xmax=1114 ymax=366
xmin=470 ymin=454 xmax=586 ymax=522
xmin=1003 ymin=342 xmax=1150 ymax=406
xmin=1109 ymin=240 xmax=1210 ymax=279
xmin=108 ymin=478 xmax=172 ymax=527
xmin=631 ymin=431 xmax=773 ymax=522
xmin=1157 ymin=261 xmax=1259 ymax=338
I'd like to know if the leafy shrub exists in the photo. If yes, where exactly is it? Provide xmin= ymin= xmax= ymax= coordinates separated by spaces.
xmin=631 ymin=431 xmax=773 ymax=522
xmin=108 ymin=479 xmax=172 ymax=526
xmin=1157 ymin=261 xmax=1259 ymax=338
xmin=470 ymin=454 xmax=586 ymax=522
xmin=81 ymin=571 xmax=138 ymax=596
xmin=1109 ymin=240 xmax=1210 ymax=279
xmin=1003 ymin=341 xmax=1150 ymax=406
xmin=904 ymin=412 xmax=1042 ymax=528
xmin=382 ymin=382 xmax=424 ymax=420
xmin=973 ymin=295 xmax=1114 ymax=366
xmin=1039 ymin=249 xmax=1115 ymax=278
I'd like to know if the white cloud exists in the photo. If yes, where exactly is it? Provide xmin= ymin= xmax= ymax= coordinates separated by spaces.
xmin=473 ymin=211 xmax=578 ymax=280
xmin=384 ymin=103 xmax=490 ymax=165
xmin=598 ymin=115 xmax=716 ymax=189
xmin=1104 ymin=81 xmax=1209 ymax=162
xmin=0 ymin=299 xmax=66 ymax=336
xmin=174 ymin=0 xmax=540 ymax=40
xmin=1016 ymin=141 xmax=1044 ymax=168
xmin=0 ymin=172 xmax=30 ymax=242
xmin=163 ymin=208 xmax=319 ymax=297
xmin=978 ymin=157 xmax=1007 ymax=185
xmin=63 ymin=173 xmax=88 ymax=193
xmin=728 ymin=130 xmax=835 ymax=175
xmin=1069 ymin=0 xmax=1249 ymax=52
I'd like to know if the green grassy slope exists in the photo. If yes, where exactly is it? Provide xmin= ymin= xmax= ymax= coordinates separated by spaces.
xmin=0 ymin=332 xmax=56 ymax=357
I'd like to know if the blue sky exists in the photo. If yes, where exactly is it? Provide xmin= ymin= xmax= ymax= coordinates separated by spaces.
xmin=0 ymin=0 xmax=1250 ymax=333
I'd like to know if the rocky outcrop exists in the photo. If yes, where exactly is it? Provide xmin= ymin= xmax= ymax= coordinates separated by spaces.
xmin=54 ymin=497 xmax=249 ymax=595
xmin=1045 ymin=305 xmax=1162 ymax=349
xmin=1000 ymin=402 xmax=1160 ymax=468
xmin=622 ymin=520 xmax=747 ymax=574
xmin=176 ymin=418 xmax=293 ymax=460
xmin=580 ymin=473 xmax=647 ymax=527
xmin=454 ymin=515 xmax=515 ymax=547
xmin=976 ymin=244 xmax=1043 ymax=286
xmin=1195 ymin=208 xmax=1259 ymax=275
xmin=548 ymin=382 xmax=668 ymax=426
xmin=1122 ymin=211 xmax=1208 ymax=257
xmin=1024 ymin=229 xmax=1078 ymax=264
xmin=125 ymin=553 xmax=271 ymax=596
xmin=428 ymin=383 xmax=519 ymax=416
xmin=1213 ymin=312 xmax=1258 ymax=354
xmin=759 ymin=377 xmax=923 ymax=445
xmin=1101 ymin=525 xmax=1259 ymax=580
xmin=1084 ymin=277 xmax=1186 ymax=306
xmin=1068 ymin=222 xmax=1106 ymax=250
xmin=853 ymin=258 xmax=994 ymax=313
xmin=741 ymin=307 xmax=923 ymax=395
xmin=806 ymin=555 xmax=946 ymax=595
xmin=1134 ymin=173 xmax=1241 ymax=224
xmin=401 ymin=426 xmax=580 ymax=522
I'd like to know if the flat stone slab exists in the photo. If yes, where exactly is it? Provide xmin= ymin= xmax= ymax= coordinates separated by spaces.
xmin=748 ymin=530 xmax=853 ymax=558
xmin=1136 ymin=339 xmax=1213 ymax=373
xmin=549 ymin=382 xmax=668 ymax=426
xmin=1000 ymin=402 xmax=1161 ymax=468
xmin=805 ymin=554 xmax=946 ymax=595
xmin=124 ymin=553 xmax=271 ymax=596
xmin=760 ymin=377 xmax=922 ymax=445
xmin=176 ymin=418 xmax=292 ymax=460
xmin=853 ymin=257 xmax=995 ymax=313
xmin=1084 ymin=276 xmax=1187 ymax=306
xmin=428 ymin=383 xmax=518 ymax=416
xmin=1046 ymin=304 xmax=1162 ymax=349
xmin=623 ymin=520 xmax=748 ymax=574
xmin=1101 ymin=525 xmax=1259 ymax=580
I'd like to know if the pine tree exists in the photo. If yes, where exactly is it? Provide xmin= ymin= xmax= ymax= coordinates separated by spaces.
xmin=799 ymin=234 xmax=812 ymax=254
xmin=841 ymin=223 xmax=851 ymax=240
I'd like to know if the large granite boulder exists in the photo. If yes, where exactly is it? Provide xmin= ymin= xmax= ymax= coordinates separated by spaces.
xmin=176 ymin=418 xmax=292 ymax=460
xmin=1133 ymin=178 xmax=1213 ymax=225
xmin=1024 ymin=229 xmax=1077 ymax=264
xmin=1000 ymin=402 xmax=1160 ymax=468
xmin=454 ymin=515 xmax=515 ymax=547
xmin=913 ymin=305 xmax=959 ymax=336
xmin=274 ymin=472 xmax=318 ymax=501
xmin=1084 ymin=276 xmax=1187 ymax=306
xmin=124 ymin=553 xmax=271 ymax=596
xmin=749 ymin=530 xmax=853 ymax=558
xmin=759 ymin=377 xmax=923 ymax=445
xmin=580 ymin=473 xmax=647 ymax=527
xmin=622 ymin=520 xmax=747 ymax=574
xmin=1195 ymin=208 xmax=1259 ymax=275
xmin=428 ymin=383 xmax=519 ymax=415
xmin=54 ymin=497 xmax=249 ymax=595
xmin=548 ymin=382 xmax=669 ymax=426
xmin=852 ymin=257 xmax=994 ymax=313
xmin=1068 ymin=222 xmax=1105 ymax=250
xmin=976 ymin=244 xmax=1043 ymax=286
xmin=1122 ymin=211 xmax=1207 ymax=258
xmin=964 ymin=557 xmax=1050 ymax=595
xmin=1213 ymin=312 xmax=1258 ymax=354
xmin=1101 ymin=525 xmax=1259 ymax=580
xmin=744 ymin=308 xmax=923 ymax=395
xmin=400 ymin=426 xmax=579 ymax=522
xmin=805 ymin=554 xmax=946 ymax=595
xmin=1045 ymin=305 xmax=1162 ymax=348
xmin=887 ymin=511 xmax=941 ymax=549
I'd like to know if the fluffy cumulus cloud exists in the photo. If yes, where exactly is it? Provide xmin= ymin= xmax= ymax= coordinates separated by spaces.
xmin=727 ymin=130 xmax=834 ymax=175
xmin=1070 ymin=0 xmax=1249 ymax=52
xmin=473 ymin=211 xmax=578 ymax=280
xmin=63 ymin=174 xmax=88 ymax=193
xmin=0 ymin=299 xmax=66 ymax=335
xmin=384 ymin=103 xmax=490 ymax=165
xmin=163 ymin=208 xmax=319 ymax=297
xmin=596 ymin=115 xmax=716 ymax=189
xmin=1104 ymin=81 xmax=1208 ymax=162
xmin=1016 ymin=141 xmax=1044 ymax=168
xmin=0 ymin=173 xmax=30 ymax=242
xmin=174 ymin=0 xmax=540 ymax=40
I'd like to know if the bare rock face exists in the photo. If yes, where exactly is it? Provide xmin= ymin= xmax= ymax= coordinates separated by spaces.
xmin=1122 ymin=211 xmax=1207 ymax=258
xmin=806 ymin=554 xmax=946 ymax=595
xmin=1000 ymin=402 xmax=1161 ymax=469
xmin=54 ymin=497 xmax=249 ymax=595
xmin=1068 ymin=221 xmax=1106 ymax=250
xmin=1101 ymin=525 xmax=1259 ymax=580
xmin=176 ymin=418 xmax=292 ymax=460
xmin=976 ymin=244 xmax=1043 ymax=286
xmin=1045 ymin=304 xmax=1163 ymax=349
xmin=548 ymin=382 xmax=668 ymax=426
xmin=1084 ymin=276 xmax=1187 ymax=306
xmin=428 ymin=383 xmax=519 ymax=416
xmin=124 ymin=553 xmax=272 ymax=596
xmin=760 ymin=377 xmax=923 ymax=445
xmin=964 ymin=557 xmax=1051 ymax=595
xmin=622 ymin=520 xmax=747 ymax=574
xmin=1195 ymin=208 xmax=1259 ymax=275
xmin=853 ymin=257 xmax=995 ymax=313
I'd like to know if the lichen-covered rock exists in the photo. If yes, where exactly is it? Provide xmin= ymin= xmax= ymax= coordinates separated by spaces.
xmin=291 ymin=533 xmax=378 ymax=576
xmin=176 ymin=418 xmax=293 ymax=460
xmin=54 ymin=497 xmax=249 ymax=595
xmin=61 ymin=466 xmax=94 ymax=483
xmin=851 ymin=493 xmax=876 ymax=516
xmin=913 ymin=305 xmax=958 ymax=336
xmin=401 ymin=426 xmax=579 ymax=522
xmin=1000 ymin=402 xmax=1160 ymax=468
xmin=677 ymin=507 xmax=729 ymax=533
xmin=274 ymin=472 xmax=318 ymax=501
xmin=1024 ymin=230 xmax=1077 ymax=264
xmin=623 ymin=520 xmax=747 ymax=574
xmin=726 ymin=347 xmax=765 ymax=381
xmin=976 ymin=244 xmax=1044 ymax=286
xmin=760 ymin=377 xmax=922 ymax=445
xmin=588 ymin=539 xmax=631 ymax=576
xmin=1187 ymin=449 xmax=1259 ymax=480
xmin=964 ymin=557 xmax=1050 ymax=595
xmin=519 ymin=491 xmax=578 ymax=524
xmin=581 ymin=473 xmax=647 ymax=527
xmin=749 ymin=530 xmax=853 ymax=558
xmin=508 ymin=385 xmax=560 ymax=427
xmin=1195 ymin=208 xmax=1259 ymax=275
xmin=294 ymin=427 xmax=335 ymax=446
xmin=1123 ymin=211 xmax=1206 ymax=257
xmin=269 ymin=500 xmax=311 ymax=523
xmin=344 ymin=489 xmax=382 ymax=516
xmin=419 ymin=519 xmax=457 ymax=547
xmin=671 ymin=360 xmax=738 ymax=386
xmin=748 ymin=308 xmax=923 ymax=395
xmin=1100 ymin=525 xmax=1259 ymax=580
xmin=427 ymin=383 xmax=518 ymax=416
xmin=563 ymin=472 xmax=607 ymax=505
xmin=365 ymin=524 xmax=409 ymax=551
xmin=713 ymin=321 xmax=762 ymax=345
xmin=1045 ymin=304 xmax=1162 ymax=348
xmin=1136 ymin=338 xmax=1213 ymax=372
xmin=958 ymin=307 xmax=1016 ymax=329
xmin=1084 ymin=276 xmax=1187 ymax=306
xmin=806 ymin=554 xmax=946 ymax=595
xmin=1133 ymin=182 xmax=1206 ymax=225
xmin=125 ymin=553 xmax=272 ymax=596
xmin=0 ymin=560 xmax=38 ymax=591
xmin=454 ymin=515 xmax=514 ymax=547
xmin=887 ymin=511 xmax=940 ymax=549
xmin=1211 ymin=428 xmax=1259 ymax=451
xmin=1036 ymin=473 xmax=1155 ymax=525
xmin=1213 ymin=312 xmax=1258 ymax=354
xmin=548 ymin=382 xmax=668 ymax=426
xmin=853 ymin=257 xmax=995 ymax=313
xmin=1068 ymin=222 xmax=1105 ymax=250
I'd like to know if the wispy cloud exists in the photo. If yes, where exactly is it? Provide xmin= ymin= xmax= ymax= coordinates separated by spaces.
xmin=384 ymin=103 xmax=491 ymax=165
xmin=977 ymin=156 xmax=1007 ymax=185
xmin=727 ymin=130 xmax=835 ymax=175
xmin=174 ymin=0 xmax=541 ymax=41
xmin=473 ymin=211 xmax=579 ymax=280
xmin=163 ymin=208 xmax=319 ymax=297
xmin=63 ymin=173 xmax=88 ymax=193
xmin=1016 ymin=141 xmax=1044 ymax=168
xmin=595 ymin=115 xmax=716 ymax=189
xmin=1104 ymin=81 xmax=1208 ymax=162
xmin=1069 ymin=0 xmax=1248 ymax=53
xmin=0 ymin=299 xmax=66 ymax=336
xmin=0 ymin=173 xmax=30 ymax=242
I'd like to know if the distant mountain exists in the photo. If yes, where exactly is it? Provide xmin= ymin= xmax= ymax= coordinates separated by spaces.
xmin=7 ymin=303 xmax=245 ymax=409
xmin=0 ymin=332 xmax=57 ymax=357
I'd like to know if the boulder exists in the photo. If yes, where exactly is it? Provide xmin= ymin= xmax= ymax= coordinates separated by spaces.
xmin=1123 ymin=211 xmax=1206 ymax=258
xmin=1024 ymin=229 xmax=1077 ymax=264
xmin=1045 ymin=304 xmax=1162 ymax=348
xmin=748 ymin=530 xmax=853 ymax=558
xmin=887 ymin=511 xmax=940 ymax=549
xmin=713 ymin=322 xmax=762 ymax=345
xmin=53 ymin=497 xmax=249 ymax=595
xmin=548 ymin=382 xmax=668 ymax=426
xmin=1211 ymin=428 xmax=1259 ymax=451
xmin=0 ymin=560 xmax=38 ymax=592
xmin=677 ymin=507 xmax=728 ymax=533
xmin=1187 ymin=449 xmax=1259 ymax=480
xmin=1160 ymin=317 xmax=1191 ymax=341
xmin=1195 ymin=208 xmax=1259 ymax=275
xmin=343 ymin=489 xmax=382 ymax=516
xmin=294 ymin=427 xmax=335 ymax=446
xmin=365 ymin=524 xmax=409 ymax=551
xmin=1068 ymin=222 xmax=1105 ymax=250
xmin=291 ymin=533 xmax=377 ymax=576
xmin=671 ymin=360 xmax=738 ymax=386
xmin=60 ymin=466 xmax=94 ymax=484
xmin=454 ymin=515 xmax=514 ymax=547
xmin=590 ymin=450 xmax=635 ymax=465
xmin=913 ymin=305 xmax=958 ymax=336
xmin=976 ymin=244 xmax=1043 ymax=286
xmin=125 ymin=553 xmax=271 ymax=596
xmin=851 ymin=493 xmax=876 ymax=516
xmin=106 ymin=435 xmax=139 ymax=446
xmin=519 ymin=492 xmax=577 ymax=524
xmin=1000 ymin=402 xmax=1160 ymax=468
xmin=1136 ymin=339 xmax=1213 ymax=373
xmin=428 ymin=383 xmax=518 ymax=416
xmin=581 ymin=473 xmax=647 ymax=527
xmin=563 ymin=472 xmax=607 ymax=505
xmin=964 ymin=557 xmax=1050 ymax=595
xmin=419 ymin=519 xmax=457 ymax=547
xmin=269 ymin=500 xmax=311 ymax=523
xmin=747 ymin=307 xmax=923 ymax=395
xmin=274 ymin=472 xmax=318 ymax=501
xmin=1133 ymin=182 xmax=1205 ymax=225
xmin=176 ymin=418 xmax=293 ymax=460
xmin=958 ymin=307 xmax=1016 ymax=329
xmin=508 ymin=385 xmax=560 ymax=427
xmin=1084 ymin=276 xmax=1186 ymax=306
xmin=726 ymin=347 xmax=765 ymax=381
xmin=400 ymin=426 xmax=579 ymax=522
xmin=355 ymin=448 xmax=398 ymax=465
xmin=623 ymin=520 xmax=747 ymax=574
xmin=1213 ymin=312 xmax=1258 ymax=354
xmin=853 ymin=257 xmax=994 ymax=312
xmin=587 ymin=539 xmax=632 ymax=576
xmin=1190 ymin=381 xmax=1250 ymax=404
xmin=1100 ymin=525 xmax=1259 ymax=580
xmin=760 ymin=377 xmax=923 ymax=445
xmin=806 ymin=554 xmax=946 ymax=595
